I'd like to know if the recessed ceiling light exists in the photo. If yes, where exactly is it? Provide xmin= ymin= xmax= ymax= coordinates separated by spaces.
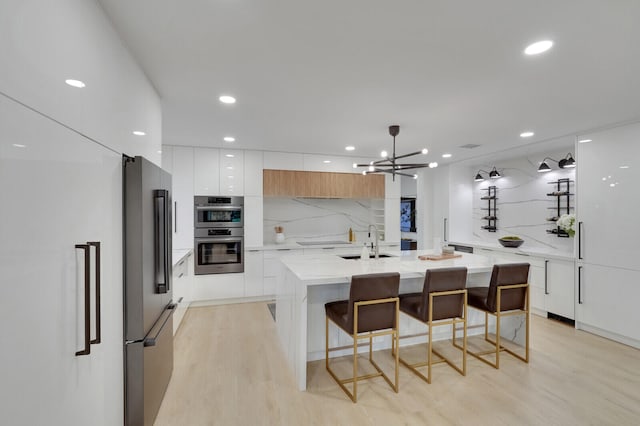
xmin=323 ymin=160 xmax=331 ymax=164
xmin=226 ymin=166 xmax=233 ymax=170
xmin=579 ymin=139 xmax=592 ymax=143
xmin=12 ymin=143 xmax=26 ymax=148
xmin=225 ymin=154 xmax=234 ymax=158
xmin=227 ymin=176 xmax=234 ymax=179
xmin=223 ymin=136 xmax=235 ymax=142
xmin=65 ymin=79 xmax=86 ymax=88
xmin=620 ymin=166 xmax=630 ymax=169
xmin=442 ymin=153 xmax=452 ymax=158
xmin=524 ymin=40 xmax=553 ymax=55
xmin=520 ymin=131 xmax=534 ymax=138
xmin=219 ymin=95 xmax=236 ymax=104
xmin=345 ymin=146 xmax=355 ymax=151
xmin=157 ymin=150 xmax=162 ymax=154
xmin=132 ymin=130 xmax=146 ymax=136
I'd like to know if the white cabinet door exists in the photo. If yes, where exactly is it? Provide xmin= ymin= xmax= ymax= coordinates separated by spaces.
xmin=576 ymin=264 xmax=640 ymax=345
xmin=545 ymin=259 xmax=575 ymax=320
xmin=244 ymin=250 xmax=264 ymax=297
xmin=244 ymin=150 xmax=264 ymax=196
xmin=263 ymin=249 xmax=303 ymax=296
xmin=244 ymin=196 xmax=263 ymax=247
xmin=194 ymin=147 xmax=220 ymax=195
xmin=577 ymin=123 xmax=640 ymax=271
xmin=173 ymin=147 xmax=194 ymax=249
xmin=161 ymin=145 xmax=174 ymax=174
xmin=529 ymin=264 xmax=546 ymax=315
xmin=172 ymin=251 xmax=193 ymax=334
xmin=0 ymin=94 xmax=123 ymax=425
xmin=220 ymin=149 xmax=244 ymax=195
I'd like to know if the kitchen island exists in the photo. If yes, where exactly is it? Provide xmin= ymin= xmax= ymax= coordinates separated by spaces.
xmin=276 ymin=250 xmax=528 ymax=390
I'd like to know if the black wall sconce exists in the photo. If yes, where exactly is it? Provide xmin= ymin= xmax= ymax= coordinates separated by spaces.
xmin=474 ymin=166 xmax=501 ymax=181
xmin=538 ymin=153 xmax=576 ymax=172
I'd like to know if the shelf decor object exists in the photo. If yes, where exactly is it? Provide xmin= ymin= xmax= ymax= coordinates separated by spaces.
xmin=474 ymin=166 xmax=501 ymax=181
xmin=498 ymin=236 xmax=524 ymax=248
xmin=538 ymin=153 xmax=576 ymax=172
xmin=352 ymin=125 xmax=438 ymax=181
xmin=546 ymin=178 xmax=574 ymax=237
xmin=480 ymin=185 xmax=498 ymax=232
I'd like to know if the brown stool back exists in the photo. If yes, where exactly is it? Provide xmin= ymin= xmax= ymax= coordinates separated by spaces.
xmin=399 ymin=267 xmax=468 ymax=383
xmin=467 ymin=263 xmax=530 ymax=369
xmin=325 ymin=272 xmax=400 ymax=402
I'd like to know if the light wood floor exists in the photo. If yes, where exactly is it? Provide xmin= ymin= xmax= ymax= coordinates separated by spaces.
xmin=155 ymin=302 xmax=640 ymax=425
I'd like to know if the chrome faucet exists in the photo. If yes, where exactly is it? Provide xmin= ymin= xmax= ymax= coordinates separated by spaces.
xmin=368 ymin=224 xmax=380 ymax=259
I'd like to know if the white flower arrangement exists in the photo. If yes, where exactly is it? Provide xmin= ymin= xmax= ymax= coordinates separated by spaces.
xmin=556 ymin=213 xmax=576 ymax=237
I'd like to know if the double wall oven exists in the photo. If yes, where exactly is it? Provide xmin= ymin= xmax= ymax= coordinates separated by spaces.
xmin=194 ymin=196 xmax=244 ymax=274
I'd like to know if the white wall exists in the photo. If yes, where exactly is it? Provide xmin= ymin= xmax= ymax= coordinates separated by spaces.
xmin=446 ymin=140 xmax=576 ymax=254
xmin=0 ymin=0 xmax=162 ymax=163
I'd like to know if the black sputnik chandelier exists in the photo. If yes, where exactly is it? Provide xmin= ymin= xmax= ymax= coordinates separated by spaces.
xmin=352 ymin=125 xmax=438 ymax=181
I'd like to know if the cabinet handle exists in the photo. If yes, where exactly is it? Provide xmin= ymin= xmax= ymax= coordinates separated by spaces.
xmin=578 ymin=266 xmax=583 ymax=304
xmin=443 ymin=218 xmax=448 ymax=242
xmin=544 ymin=260 xmax=549 ymax=295
xmin=578 ymin=221 xmax=583 ymax=260
xmin=75 ymin=244 xmax=91 ymax=357
xmin=87 ymin=241 xmax=101 ymax=345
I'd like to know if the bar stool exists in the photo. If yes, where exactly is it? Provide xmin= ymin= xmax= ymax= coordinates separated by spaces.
xmin=325 ymin=272 xmax=400 ymax=403
xmin=465 ymin=263 xmax=530 ymax=369
xmin=398 ymin=267 xmax=468 ymax=383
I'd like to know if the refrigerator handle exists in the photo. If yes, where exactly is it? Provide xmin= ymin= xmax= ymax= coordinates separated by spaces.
xmin=75 ymin=244 xmax=91 ymax=356
xmin=578 ymin=221 xmax=583 ymax=260
xmin=155 ymin=190 xmax=170 ymax=294
xmin=87 ymin=241 xmax=101 ymax=344
xmin=144 ymin=303 xmax=177 ymax=347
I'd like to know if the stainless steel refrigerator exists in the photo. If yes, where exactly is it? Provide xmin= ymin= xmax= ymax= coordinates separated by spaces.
xmin=123 ymin=155 xmax=175 ymax=426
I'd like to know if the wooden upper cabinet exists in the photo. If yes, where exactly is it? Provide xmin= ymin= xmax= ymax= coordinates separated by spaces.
xmin=263 ymin=169 xmax=384 ymax=198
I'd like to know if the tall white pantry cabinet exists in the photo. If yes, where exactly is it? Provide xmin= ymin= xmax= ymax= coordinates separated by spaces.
xmin=576 ymin=121 xmax=640 ymax=348
xmin=0 ymin=95 xmax=124 ymax=424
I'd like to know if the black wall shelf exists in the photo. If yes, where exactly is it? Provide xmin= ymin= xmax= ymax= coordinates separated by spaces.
xmin=481 ymin=186 xmax=498 ymax=232
xmin=546 ymin=178 xmax=573 ymax=237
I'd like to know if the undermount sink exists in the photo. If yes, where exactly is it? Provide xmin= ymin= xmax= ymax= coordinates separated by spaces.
xmin=339 ymin=254 xmax=395 ymax=260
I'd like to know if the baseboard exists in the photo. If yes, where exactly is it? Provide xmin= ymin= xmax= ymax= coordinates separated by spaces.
xmin=576 ymin=322 xmax=640 ymax=350
xmin=189 ymin=295 xmax=275 ymax=308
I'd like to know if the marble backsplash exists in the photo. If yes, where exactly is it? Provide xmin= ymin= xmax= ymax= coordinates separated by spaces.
xmin=263 ymin=198 xmax=382 ymax=244
xmin=471 ymin=150 xmax=575 ymax=254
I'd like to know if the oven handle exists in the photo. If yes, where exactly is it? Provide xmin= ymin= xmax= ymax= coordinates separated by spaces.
xmin=195 ymin=205 xmax=243 ymax=211
xmin=196 ymin=237 xmax=243 ymax=243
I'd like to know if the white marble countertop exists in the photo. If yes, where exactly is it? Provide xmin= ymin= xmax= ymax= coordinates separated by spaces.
xmin=246 ymin=240 xmax=401 ymax=251
xmin=280 ymin=250 xmax=494 ymax=285
xmin=449 ymin=240 xmax=575 ymax=261
xmin=172 ymin=248 xmax=192 ymax=266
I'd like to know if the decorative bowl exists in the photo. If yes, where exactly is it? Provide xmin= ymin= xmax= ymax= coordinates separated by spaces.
xmin=498 ymin=237 xmax=524 ymax=248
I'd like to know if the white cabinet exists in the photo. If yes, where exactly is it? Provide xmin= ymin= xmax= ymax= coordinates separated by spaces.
xmin=577 ymin=123 xmax=640 ymax=270
xmin=244 ymin=150 xmax=264 ymax=196
xmin=244 ymin=196 xmax=263 ymax=247
xmin=192 ymin=274 xmax=245 ymax=301
xmin=194 ymin=147 xmax=220 ymax=195
xmin=220 ymin=149 xmax=244 ymax=195
xmin=161 ymin=145 xmax=174 ymax=174
xmin=264 ymin=249 xmax=303 ymax=296
xmin=576 ymin=122 xmax=640 ymax=347
xmin=0 ymin=94 xmax=123 ymax=424
xmin=172 ymin=147 xmax=195 ymax=249
xmin=173 ymin=251 xmax=193 ymax=334
xmin=544 ymin=259 xmax=575 ymax=320
xmin=244 ymin=250 xmax=265 ymax=297
xmin=576 ymin=264 xmax=640 ymax=345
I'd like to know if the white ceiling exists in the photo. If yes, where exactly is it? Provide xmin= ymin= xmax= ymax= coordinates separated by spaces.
xmin=98 ymin=0 xmax=640 ymax=163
